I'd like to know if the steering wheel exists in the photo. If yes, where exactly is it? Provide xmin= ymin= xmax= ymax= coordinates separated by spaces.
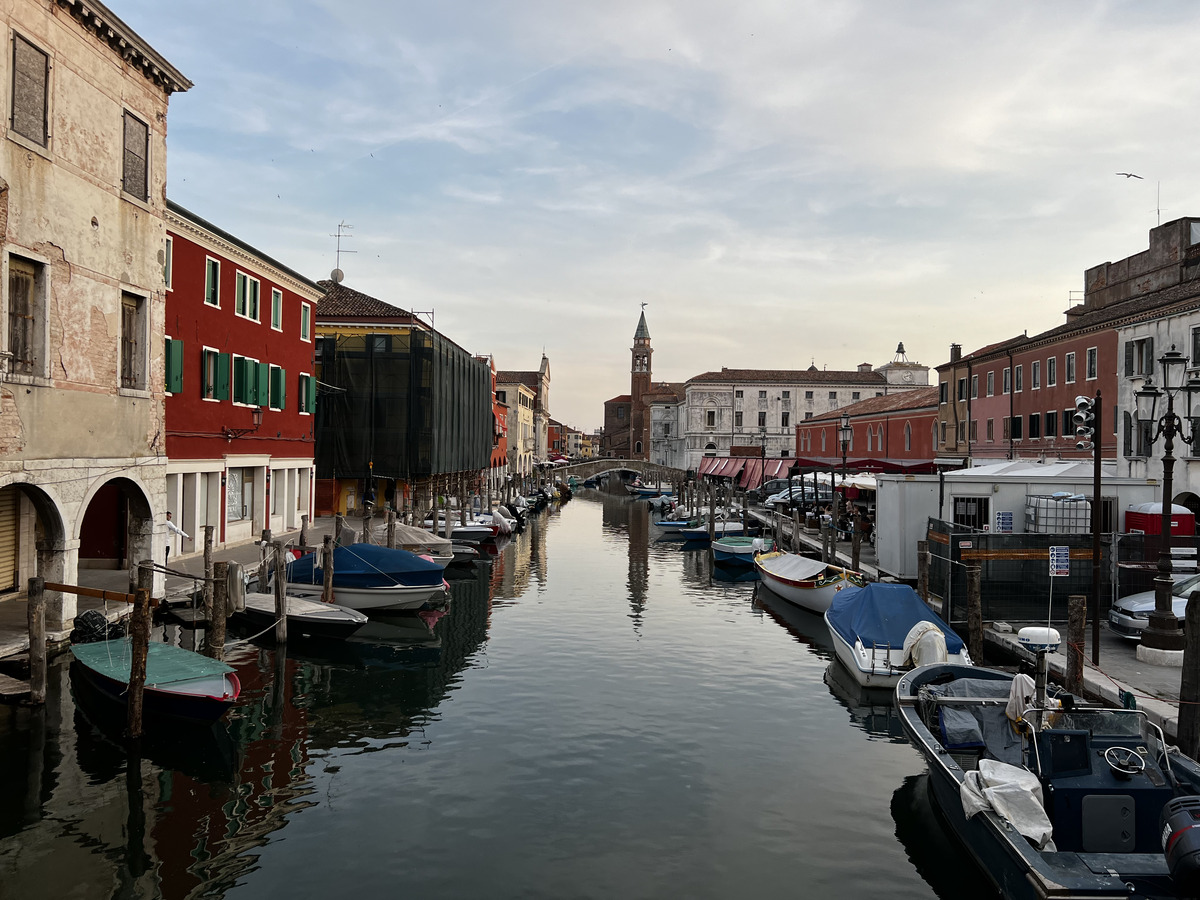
xmin=1104 ymin=746 xmax=1146 ymax=777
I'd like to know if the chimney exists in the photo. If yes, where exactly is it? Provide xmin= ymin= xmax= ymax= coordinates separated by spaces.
xmin=857 ymin=362 xmax=873 ymax=373
xmin=949 ymin=343 xmax=962 ymax=363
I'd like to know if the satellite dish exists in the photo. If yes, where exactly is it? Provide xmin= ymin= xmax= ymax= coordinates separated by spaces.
xmin=330 ymin=268 xmax=344 ymax=284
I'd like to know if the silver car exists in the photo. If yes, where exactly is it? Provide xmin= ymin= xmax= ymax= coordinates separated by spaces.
xmin=1107 ymin=572 xmax=1200 ymax=640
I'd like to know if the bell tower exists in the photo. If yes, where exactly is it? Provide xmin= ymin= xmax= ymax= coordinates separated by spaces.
xmin=630 ymin=308 xmax=652 ymax=459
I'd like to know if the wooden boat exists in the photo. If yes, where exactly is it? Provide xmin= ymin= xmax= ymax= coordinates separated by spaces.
xmin=753 ymin=551 xmax=864 ymax=612
xmin=680 ymin=520 xmax=757 ymax=543
xmin=712 ymin=535 xmax=775 ymax=566
xmin=236 ymin=591 xmax=368 ymax=641
xmin=286 ymin=543 xmax=449 ymax=611
xmin=823 ymin=582 xmax=969 ymax=687
xmin=896 ymin=662 xmax=1200 ymax=899
xmin=71 ymin=639 xmax=240 ymax=723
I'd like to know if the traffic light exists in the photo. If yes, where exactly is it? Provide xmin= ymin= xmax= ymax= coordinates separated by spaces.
xmin=1073 ymin=395 xmax=1096 ymax=452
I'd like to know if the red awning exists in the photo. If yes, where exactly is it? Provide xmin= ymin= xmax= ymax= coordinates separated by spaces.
xmin=698 ymin=456 xmax=722 ymax=476
xmin=738 ymin=459 xmax=764 ymax=488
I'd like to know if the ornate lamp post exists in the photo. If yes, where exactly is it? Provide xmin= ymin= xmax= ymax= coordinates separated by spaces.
xmin=837 ymin=413 xmax=853 ymax=534
xmin=1133 ymin=346 xmax=1200 ymax=652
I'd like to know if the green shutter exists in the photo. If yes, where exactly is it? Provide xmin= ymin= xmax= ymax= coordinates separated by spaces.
xmin=307 ymin=375 xmax=316 ymax=413
xmin=270 ymin=366 xmax=286 ymax=409
xmin=233 ymin=356 xmax=251 ymax=403
xmin=215 ymin=352 xmax=231 ymax=400
xmin=255 ymin=361 xmax=269 ymax=406
xmin=164 ymin=338 xmax=183 ymax=394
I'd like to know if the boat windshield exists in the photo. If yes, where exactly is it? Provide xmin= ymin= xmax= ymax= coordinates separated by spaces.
xmin=1049 ymin=709 xmax=1144 ymax=737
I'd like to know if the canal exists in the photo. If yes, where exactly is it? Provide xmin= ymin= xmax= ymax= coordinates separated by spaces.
xmin=0 ymin=491 xmax=995 ymax=899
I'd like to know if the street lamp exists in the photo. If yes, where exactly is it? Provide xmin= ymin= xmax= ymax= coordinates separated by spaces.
xmin=837 ymin=413 xmax=853 ymax=537
xmin=1133 ymin=345 xmax=1200 ymax=652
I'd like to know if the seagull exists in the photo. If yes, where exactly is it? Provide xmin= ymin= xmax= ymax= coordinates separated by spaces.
xmin=1116 ymin=172 xmax=1144 ymax=179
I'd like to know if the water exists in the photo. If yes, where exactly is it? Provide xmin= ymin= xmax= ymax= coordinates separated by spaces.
xmin=0 ymin=492 xmax=996 ymax=899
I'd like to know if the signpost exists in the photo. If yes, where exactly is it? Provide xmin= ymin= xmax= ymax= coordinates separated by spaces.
xmin=1050 ymin=545 xmax=1070 ymax=577
xmin=995 ymin=510 xmax=1014 ymax=534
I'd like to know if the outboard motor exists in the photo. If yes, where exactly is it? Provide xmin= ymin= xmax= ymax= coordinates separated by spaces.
xmin=1162 ymin=795 xmax=1200 ymax=894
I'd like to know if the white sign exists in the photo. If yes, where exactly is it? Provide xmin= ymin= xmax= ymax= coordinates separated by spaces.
xmin=1049 ymin=545 xmax=1070 ymax=577
xmin=995 ymin=511 xmax=1014 ymax=534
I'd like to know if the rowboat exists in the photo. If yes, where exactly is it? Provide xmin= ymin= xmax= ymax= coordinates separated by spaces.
xmin=237 ymin=591 xmax=368 ymax=641
xmin=753 ymin=551 xmax=864 ymax=613
xmin=711 ymin=535 xmax=774 ymax=566
xmin=71 ymin=639 xmax=240 ymax=723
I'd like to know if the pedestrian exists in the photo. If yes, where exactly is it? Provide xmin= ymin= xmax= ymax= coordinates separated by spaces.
xmin=165 ymin=511 xmax=189 ymax=566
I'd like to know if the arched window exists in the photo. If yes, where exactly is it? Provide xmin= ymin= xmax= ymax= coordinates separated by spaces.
xmin=704 ymin=442 xmax=717 ymax=457
xmin=904 ymin=422 xmax=912 ymax=452
xmin=876 ymin=425 xmax=885 ymax=452
xmin=821 ymin=431 xmax=826 ymax=453
xmin=635 ymin=441 xmax=642 ymax=454
xmin=866 ymin=428 xmax=873 ymax=453
xmin=931 ymin=421 xmax=938 ymax=450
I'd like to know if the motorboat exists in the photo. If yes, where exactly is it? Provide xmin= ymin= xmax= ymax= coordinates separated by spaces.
xmin=753 ymin=551 xmax=864 ymax=612
xmin=450 ymin=543 xmax=481 ymax=565
xmin=71 ymin=639 xmax=240 ymax=723
xmin=896 ymin=662 xmax=1200 ymax=899
xmin=387 ymin=523 xmax=454 ymax=568
xmin=823 ymin=582 xmax=970 ymax=688
xmin=680 ymin=520 xmax=757 ymax=543
xmin=286 ymin=543 xmax=448 ymax=611
xmin=712 ymin=535 xmax=775 ymax=567
xmin=236 ymin=591 xmax=368 ymax=641
xmin=422 ymin=514 xmax=500 ymax=543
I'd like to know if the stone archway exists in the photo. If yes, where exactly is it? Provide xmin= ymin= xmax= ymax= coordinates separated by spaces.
xmin=78 ymin=475 xmax=155 ymax=585
xmin=0 ymin=478 xmax=70 ymax=626
xmin=1175 ymin=491 xmax=1200 ymax=521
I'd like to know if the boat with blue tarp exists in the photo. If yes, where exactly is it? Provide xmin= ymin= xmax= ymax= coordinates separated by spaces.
xmin=824 ymin=582 xmax=969 ymax=687
xmin=286 ymin=542 xmax=448 ymax=611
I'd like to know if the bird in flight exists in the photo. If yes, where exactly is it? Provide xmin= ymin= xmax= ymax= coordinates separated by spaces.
xmin=1116 ymin=172 xmax=1144 ymax=179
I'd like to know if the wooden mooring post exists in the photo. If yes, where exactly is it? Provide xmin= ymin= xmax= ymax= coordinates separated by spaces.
xmin=298 ymin=514 xmax=309 ymax=549
xmin=917 ymin=540 xmax=929 ymax=604
xmin=202 ymin=526 xmax=215 ymax=620
xmin=258 ymin=529 xmax=271 ymax=592
xmin=386 ymin=510 xmax=396 ymax=549
xmin=127 ymin=562 xmax=155 ymax=739
xmin=27 ymin=577 xmax=46 ymax=705
xmin=851 ymin=527 xmax=861 ymax=573
xmin=966 ymin=565 xmax=983 ymax=665
xmin=321 ymin=535 xmax=335 ymax=605
xmin=206 ymin=562 xmax=228 ymax=662
xmin=1067 ymin=594 xmax=1086 ymax=696
xmin=273 ymin=542 xmax=288 ymax=644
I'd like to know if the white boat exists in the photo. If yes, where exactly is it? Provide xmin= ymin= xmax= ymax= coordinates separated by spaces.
xmin=753 ymin=551 xmax=864 ymax=613
xmin=711 ymin=535 xmax=774 ymax=566
xmin=286 ymin=581 xmax=446 ymax=611
xmin=422 ymin=515 xmax=499 ymax=543
xmin=239 ymin=591 xmax=369 ymax=641
xmin=286 ymin=543 xmax=450 ymax=611
xmin=824 ymin=582 xmax=970 ymax=688
xmin=680 ymin=520 xmax=755 ymax=542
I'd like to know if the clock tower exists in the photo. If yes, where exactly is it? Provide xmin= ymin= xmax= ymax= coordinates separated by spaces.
xmin=630 ymin=310 xmax=653 ymax=459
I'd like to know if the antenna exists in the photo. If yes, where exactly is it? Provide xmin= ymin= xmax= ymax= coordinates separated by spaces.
xmin=1157 ymin=181 xmax=1165 ymax=226
xmin=330 ymin=221 xmax=356 ymax=274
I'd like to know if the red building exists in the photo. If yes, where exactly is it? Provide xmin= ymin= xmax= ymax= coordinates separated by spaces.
xmin=477 ymin=355 xmax=509 ymax=497
xmin=164 ymin=201 xmax=323 ymax=553
xmin=797 ymin=387 xmax=939 ymax=473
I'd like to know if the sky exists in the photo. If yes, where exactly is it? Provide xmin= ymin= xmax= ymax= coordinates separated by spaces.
xmin=121 ymin=0 xmax=1200 ymax=432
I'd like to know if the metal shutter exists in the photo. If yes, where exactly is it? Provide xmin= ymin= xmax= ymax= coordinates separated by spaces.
xmin=0 ymin=488 xmax=18 ymax=592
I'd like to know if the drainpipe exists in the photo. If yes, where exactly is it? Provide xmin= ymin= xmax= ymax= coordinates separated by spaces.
xmin=966 ymin=357 xmax=973 ymax=466
xmin=1007 ymin=347 xmax=1015 ymax=460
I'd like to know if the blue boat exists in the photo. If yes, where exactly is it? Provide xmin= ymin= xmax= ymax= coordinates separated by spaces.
xmin=286 ymin=543 xmax=448 ymax=611
xmin=712 ymin=536 xmax=775 ymax=566
xmin=824 ymin=582 xmax=969 ymax=687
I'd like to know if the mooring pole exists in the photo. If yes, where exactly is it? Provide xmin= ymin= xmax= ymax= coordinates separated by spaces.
xmin=127 ymin=561 xmax=154 ymax=739
xmin=321 ymin=535 xmax=335 ymax=605
xmin=1067 ymin=594 xmax=1086 ymax=696
xmin=258 ymin=529 xmax=271 ymax=592
xmin=967 ymin=565 xmax=983 ymax=665
xmin=27 ymin=577 xmax=46 ymax=706
xmin=273 ymin=542 xmax=288 ymax=644
xmin=202 ymin=525 xmax=215 ymax=621
xmin=207 ymin=562 xmax=228 ymax=661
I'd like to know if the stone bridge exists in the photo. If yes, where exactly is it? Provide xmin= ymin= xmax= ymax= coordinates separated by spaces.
xmin=556 ymin=459 xmax=687 ymax=485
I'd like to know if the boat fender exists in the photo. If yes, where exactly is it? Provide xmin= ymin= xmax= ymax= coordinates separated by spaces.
xmin=1161 ymin=796 xmax=1200 ymax=894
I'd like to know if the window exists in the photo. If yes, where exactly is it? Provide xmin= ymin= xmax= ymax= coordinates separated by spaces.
xmin=706 ymin=409 xmax=716 ymax=427
xmin=940 ymin=421 xmax=947 ymax=444
xmin=957 ymin=378 xmax=967 ymax=401
xmin=986 ymin=418 xmax=994 ymax=442
xmin=782 ymin=391 xmax=790 ymax=400
xmin=122 ymin=111 xmax=149 ymax=202
xmin=204 ymin=258 xmax=220 ymax=306
xmin=757 ymin=411 xmax=766 ymax=427
xmin=298 ymin=372 xmax=316 ymax=414
xmin=829 ymin=391 xmax=837 ymax=400
xmin=939 ymin=382 xmax=948 ymax=404
xmin=1002 ymin=417 xmax=1011 ymax=440
xmin=11 ymin=34 xmax=48 ymax=147
xmin=300 ymin=303 xmax=311 ymax=341
xmin=235 ymin=272 xmax=260 ymax=321
xmin=269 ymin=364 xmax=286 ymax=410
xmin=496 ymin=390 xmax=506 ymax=404
xmin=758 ymin=390 xmax=766 ymax=399
xmin=1015 ymin=365 xmax=1023 ymax=392
xmin=1126 ymin=338 xmax=1154 ymax=376
xmin=852 ymin=391 xmax=860 ymax=400
xmin=1086 ymin=347 xmax=1098 ymax=380
xmin=164 ymin=337 xmax=183 ymax=394
xmin=952 ymin=496 xmax=990 ymax=531
xmin=6 ymin=254 xmax=45 ymax=376
xmin=704 ymin=442 xmax=717 ymax=456
xmin=1047 ymin=357 xmax=1057 ymax=386
xmin=734 ymin=389 xmax=743 ymax=398
xmin=970 ymin=375 xmax=978 ymax=399
xmin=904 ymin=422 xmax=912 ymax=451
xmin=202 ymin=348 xmax=230 ymax=400
xmin=663 ymin=423 xmax=670 ymax=436
xmin=1066 ymin=351 xmax=1076 ymax=383
xmin=232 ymin=355 xmax=264 ymax=405
xmin=804 ymin=391 xmax=813 ymax=400
xmin=271 ymin=288 xmax=283 ymax=330
xmin=804 ymin=412 xmax=812 ymax=420
xmin=1003 ymin=368 xmax=1011 ymax=394
xmin=1031 ymin=360 xmax=1040 ymax=389
xmin=957 ymin=421 xmax=965 ymax=443
xmin=734 ymin=411 xmax=743 ymax=427
xmin=986 ymin=371 xmax=994 ymax=396
xmin=617 ymin=406 xmax=625 ymax=420
xmin=164 ymin=237 xmax=173 ymax=290
xmin=1193 ymin=328 xmax=1200 ymax=367
xmin=1029 ymin=412 xmax=1041 ymax=438
xmin=1011 ymin=415 xmax=1023 ymax=440
xmin=1046 ymin=409 xmax=1058 ymax=437
xmin=969 ymin=420 xmax=978 ymax=442
xmin=781 ymin=411 xmax=790 ymax=427
xmin=119 ymin=292 xmax=147 ymax=390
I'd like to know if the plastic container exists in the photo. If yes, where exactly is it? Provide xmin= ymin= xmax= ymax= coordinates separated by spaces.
xmin=1017 ymin=626 xmax=1061 ymax=653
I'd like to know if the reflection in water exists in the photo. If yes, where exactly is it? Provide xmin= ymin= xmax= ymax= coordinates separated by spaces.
xmin=822 ymin=660 xmax=906 ymax=743
xmin=627 ymin=500 xmax=649 ymax=631
xmin=752 ymin=582 xmax=835 ymax=658
xmin=892 ymin=773 xmax=1000 ymax=900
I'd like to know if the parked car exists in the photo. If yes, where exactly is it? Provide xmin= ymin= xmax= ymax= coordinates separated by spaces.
xmin=1107 ymin=571 xmax=1200 ymax=640
xmin=748 ymin=479 xmax=792 ymax=505
xmin=766 ymin=487 xmax=831 ymax=513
